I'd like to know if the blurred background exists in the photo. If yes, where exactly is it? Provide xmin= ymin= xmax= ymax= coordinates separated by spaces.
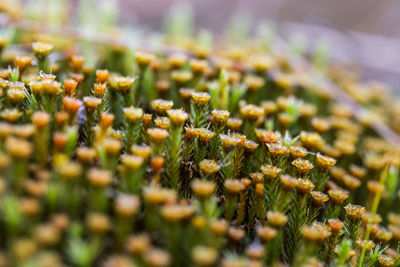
xmin=3 ymin=0 xmax=400 ymax=88
xmin=120 ymin=0 xmax=400 ymax=88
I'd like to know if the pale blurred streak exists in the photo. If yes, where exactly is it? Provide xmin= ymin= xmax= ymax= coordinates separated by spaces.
xmin=18 ymin=0 xmax=400 ymax=87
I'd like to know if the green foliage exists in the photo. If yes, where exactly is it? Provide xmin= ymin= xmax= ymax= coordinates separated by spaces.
xmin=67 ymin=223 xmax=102 ymax=267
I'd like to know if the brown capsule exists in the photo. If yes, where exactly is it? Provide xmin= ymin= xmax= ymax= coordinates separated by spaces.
xmin=69 ymin=54 xmax=84 ymax=70
xmin=328 ymin=218 xmax=344 ymax=234
xmin=19 ymin=197 xmax=41 ymax=217
xmin=142 ymin=113 xmax=153 ymax=128
xmin=156 ymin=79 xmax=170 ymax=95
xmin=0 ymin=153 xmax=10 ymax=171
xmin=300 ymin=131 xmax=324 ymax=149
xmin=55 ymin=111 xmax=69 ymax=128
xmin=320 ymin=144 xmax=341 ymax=158
xmin=296 ymin=178 xmax=315 ymax=194
xmin=100 ymin=113 xmax=115 ymax=129
xmin=6 ymin=137 xmax=32 ymax=159
xmin=121 ymin=154 xmax=144 ymax=170
xmin=63 ymin=97 xmax=82 ymax=116
xmin=110 ymin=76 xmax=136 ymax=92
xmin=86 ymin=213 xmax=111 ymax=234
xmin=311 ymin=117 xmax=331 ymax=133
xmin=51 ymin=213 xmax=70 ymax=231
xmin=7 ymin=88 xmax=26 ymax=103
xmin=211 ymin=109 xmax=230 ymax=124
xmin=388 ymin=213 xmax=400 ymax=226
xmin=83 ymin=96 xmax=102 ymax=112
xmin=244 ymin=75 xmax=265 ymax=92
xmin=179 ymin=88 xmax=194 ymax=101
xmin=378 ymin=255 xmax=395 ymax=267
xmin=344 ymin=203 xmax=366 ymax=220
xmin=32 ymin=42 xmax=53 ymax=57
xmin=290 ymin=145 xmax=308 ymax=158
xmin=63 ymin=79 xmax=78 ymax=96
xmin=102 ymin=137 xmax=122 ymax=155
xmin=261 ymin=100 xmax=277 ymax=115
xmin=342 ymin=174 xmax=361 ymax=191
xmin=190 ymin=59 xmax=209 ymax=75
xmin=191 ymin=179 xmax=216 ymax=198
xmin=328 ymin=188 xmax=349 ymax=205
xmin=143 ymin=186 xmax=176 ymax=205
xmin=76 ymin=147 xmax=97 ymax=163
xmin=367 ymin=180 xmax=384 ymax=195
xmin=280 ymin=174 xmax=298 ymax=191
xmin=278 ymin=113 xmax=294 ymax=128
xmin=24 ymin=179 xmax=46 ymax=198
xmin=14 ymin=55 xmax=32 ymax=71
xmin=144 ymin=248 xmax=170 ymax=267
xmin=240 ymin=104 xmax=264 ymax=120
xmin=96 ymin=69 xmax=109 ymax=83
xmin=167 ymin=53 xmax=187 ymax=69
xmin=191 ymin=92 xmax=210 ymax=106
xmin=225 ymin=179 xmax=244 ymax=195
xmin=1 ymin=109 xmax=22 ymax=123
xmin=192 ymin=216 xmax=207 ymax=230
xmin=87 ymin=168 xmax=112 ymax=188
xmin=147 ymin=128 xmax=169 ymax=142
xmin=255 ymin=129 xmax=279 ymax=143
xmin=330 ymin=166 xmax=346 ymax=183
xmin=349 ymin=164 xmax=366 ymax=179
xmin=171 ymin=70 xmax=193 ymax=85
xmin=0 ymin=69 xmax=10 ymax=79
xmin=199 ymin=159 xmax=220 ymax=175
xmin=210 ymin=219 xmax=228 ymax=236
xmin=191 ymin=246 xmax=218 ymax=266
xmin=11 ymin=238 xmax=37 ymax=261
xmin=0 ymin=122 xmax=12 ymax=139
xmin=0 ymin=78 xmax=8 ymax=91
xmin=220 ymin=134 xmax=242 ymax=148
xmin=151 ymin=156 xmax=165 ymax=171
xmin=356 ymin=240 xmax=375 ymax=253
xmin=56 ymin=161 xmax=82 ymax=180
xmin=34 ymin=224 xmax=60 ymax=246
xmin=267 ymin=211 xmax=288 ymax=228
xmin=102 ymin=254 xmax=135 ymax=267
xmin=388 ymin=225 xmax=400 ymax=241
xmin=154 ymin=117 xmax=170 ymax=130
xmin=41 ymin=79 xmax=62 ymax=94
xmin=197 ymin=128 xmax=215 ymax=143
xmin=184 ymin=126 xmax=198 ymax=140
xmin=32 ymin=111 xmax=50 ymax=128
xmin=167 ymin=109 xmax=188 ymax=125
xmin=135 ymin=51 xmax=155 ymax=67
xmin=250 ymin=172 xmax=264 ymax=184
xmin=244 ymin=139 xmax=258 ymax=153
xmin=161 ymin=204 xmax=194 ymax=222
xmin=151 ymin=99 xmax=173 ymax=114
xmin=115 ymin=194 xmax=140 ymax=217
xmin=126 ymin=234 xmax=150 ymax=256
xmin=257 ymin=226 xmax=277 ymax=242
xmin=52 ymin=132 xmax=68 ymax=152
xmin=261 ymin=165 xmax=282 ymax=180
xmin=310 ymin=191 xmax=329 ymax=206
xmin=93 ymin=83 xmax=107 ymax=98
xmin=292 ymin=158 xmax=314 ymax=174
xmin=228 ymin=227 xmax=245 ymax=242
xmin=316 ymin=153 xmax=336 ymax=169
xmin=375 ymin=227 xmax=393 ymax=243
xmin=301 ymin=222 xmax=331 ymax=243
xmin=227 ymin=118 xmax=243 ymax=131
